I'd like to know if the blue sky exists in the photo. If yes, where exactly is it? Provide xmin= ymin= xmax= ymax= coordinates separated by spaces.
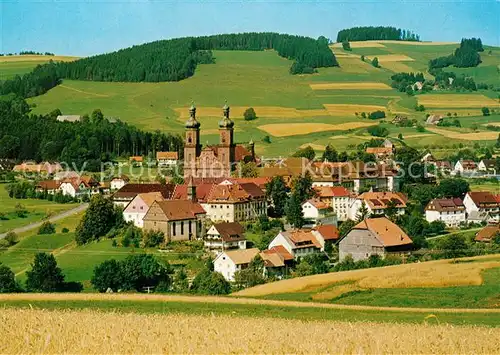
xmin=1 ymin=0 xmax=499 ymax=56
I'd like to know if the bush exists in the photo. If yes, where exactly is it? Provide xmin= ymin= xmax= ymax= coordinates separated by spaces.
xmin=243 ymin=107 xmax=257 ymax=121
xmin=61 ymin=227 xmax=69 ymax=233
xmin=262 ymin=135 xmax=271 ymax=144
xmin=368 ymin=110 xmax=386 ymax=119
xmin=4 ymin=232 xmax=18 ymax=246
xmin=367 ymin=125 xmax=389 ymax=137
xmin=482 ymin=107 xmax=490 ymax=116
xmin=25 ymin=253 xmax=65 ymax=292
xmin=191 ymin=268 xmax=231 ymax=295
xmin=0 ymin=262 xmax=21 ymax=293
xmin=38 ymin=221 xmax=56 ymax=235
xmin=91 ymin=259 xmax=123 ymax=292
xmin=341 ymin=40 xmax=352 ymax=51
xmin=371 ymin=57 xmax=380 ymax=68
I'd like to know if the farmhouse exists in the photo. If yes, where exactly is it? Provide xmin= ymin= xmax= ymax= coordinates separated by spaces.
xmin=123 ymin=192 xmax=164 ymax=228
xmin=268 ymin=230 xmax=322 ymax=259
xmin=56 ymin=115 xmax=81 ymax=122
xmin=301 ymin=198 xmax=334 ymax=227
xmin=425 ymin=114 xmax=443 ymax=125
xmin=314 ymin=186 xmax=350 ymax=221
xmin=463 ymin=191 xmax=500 ymax=222
xmin=259 ymin=157 xmax=308 ymax=186
xmin=348 ymin=191 xmax=407 ymax=220
xmin=454 ymin=160 xmax=477 ymax=174
xmin=110 ymin=175 xmax=130 ymax=191
xmin=112 ymin=183 xmax=175 ymax=207
xmin=365 ymin=147 xmax=394 ymax=160
xmin=339 ymin=217 xmax=413 ymax=262
xmin=129 ymin=156 xmax=143 ymax=167
xmin=477 ymin=159 xmax=497 ymax=173
xmin=183 ymin=104 xmax=256 ymax=179
xmin=59 ymin=176 xmax=100 ymax=197
xmin=214 ymin=248 xmax=260 ymax=282
xmin=156 ymin=151 xmax=179 ymax=168
xmin=142 ymin=199 xmax=206 ymax=241
xmin=35 ymin=180 xmax=61 ymax=194
xmin=425 ymin=198 xmax=466 ymax=228
xmin=475 ymin=224 xmax=500 ymax=243
xmin=205 ymin=221 xmax=247 ymax=252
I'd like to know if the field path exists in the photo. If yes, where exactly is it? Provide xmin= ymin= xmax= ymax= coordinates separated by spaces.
xmin=59 ymin=84 xmax=110 ymax=97
xmin=3 ymin=293 xmax=500 ymax=314
xmin=0 ymin=203 xmax=88 ymax=240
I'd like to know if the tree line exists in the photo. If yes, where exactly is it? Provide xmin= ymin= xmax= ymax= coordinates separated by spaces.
xmin=429 ymin=38 xmax=483 ymax=70
xmin=0 ymin=33 xmax=338 ymax=99
xmin=0 ymin=95 xmax=183 ymax=169
xmin=336 ymin=26 xmax=420 ymax=42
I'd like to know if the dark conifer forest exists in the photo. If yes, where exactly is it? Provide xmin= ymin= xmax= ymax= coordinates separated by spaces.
xmin=0 ymin=33 xmax=338 ymax=99
xmin=336 ymin=26 xmax=420 ymax=42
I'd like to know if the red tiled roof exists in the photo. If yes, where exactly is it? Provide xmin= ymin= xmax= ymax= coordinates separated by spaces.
xmin=36 ymin=180 xmax=61 ymax=190
xmin=113 ymin=183 xmax=175 ymax=200
xmin=213 ymin=222 xmax=246 ymax=242
xmin=172 ymin=184 xmax=215 ymax=202
xmin=227 ymin=177 xmax=270 ymax=190
xmin=331 ymin=186 xmax=350 ymax=197
xmin=314 ymin=224 xmax=340 ymax=241
xmin=475 ymin=224 xmax=500 ymax=242
xmin=467 ymin=191 xmax=498 ymax=206
xmin=305 ymin=198 xmax=329 ymax=210
xmin=156 ymin=151 xmax=179 ymax=160
xmin=268 ymin=245 xmax=294 ymax=261
xmin=353 ymin=217 xmax=413 ymax=247
xmin=425 ymin=198 xmax=465 ymax=212
xmin=154 ymin=200 xmax=206 ymax=221
xmin=239 ymin=182 xmax=265 ymax=199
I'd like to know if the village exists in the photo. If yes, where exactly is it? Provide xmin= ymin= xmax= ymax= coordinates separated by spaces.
xmin=3 ymin=105 xmax=500 ymax=284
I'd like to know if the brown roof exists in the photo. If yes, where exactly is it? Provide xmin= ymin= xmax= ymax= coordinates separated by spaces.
xmin=137 ymin=192 xmax=165 ymax=207
xmin=239 ymin=182 xmax=265 ymax=199
xmin=156 ymin=151 xmax=179 ymax=160
xmin=213 ymin=222 xmax=245 ymax=242
xmin=154 ymin=200 xmax=206 ymax=221
xmin=114 ymin=183 xmax=175 ymax=200
xmin=358 ymin=191 xmax=408 ymax=210
xmin=467 ymin=192 xmax=499 ymax=207
xmin=129 ymin=156 xmax=143 ymax=162
xmin=459 ymin=160 xmax=477 ymax=169
xmin=268 ymin=245 xmax=294 ymax=261
xmin=425 ymin=198 xmax=464 ymax=212
xmin=222 ymin=248 xmax=260 ymax=265
xmin=36 ymin=180 xmax=61 ymax=190
xmin=314 ymin=224 xmax=340 ymax=241
xmin=13 ymin=162 xmax=62 ymax=174
xmin=353 ymin=217 xmax=413 ymax=247
xmin=314 ymin=186 xmax=350 ymax=198
xmin=285 ymin=230 xmax=322 ymax=249
xmin=434 ymin=160 xmax=452 ymax=169
xmin=172 ymin=183 xmax=215 ymax=202
xmin=475 ymin=224 xmax=500 ymax=242
xmin=227 ymin=177 xmax=270 ymax=190
xmin=260 ymin=250 xmax=285 ymax=267
xmin=206 ymin=183 xmax=263 ymax=203
xmin=234 ymin=145 xmax=255 ymax=162
xmin=366 ymin=147 xmax=393 ymax=155
xmin=305 ymin=198 xmax=329 ymax=210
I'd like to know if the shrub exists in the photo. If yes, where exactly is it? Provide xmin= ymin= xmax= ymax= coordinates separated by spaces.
xmin=61 ymin=227 xmax=69 ymax=233
xmin=243 ymin=107 xmax=257 ymax=121
xmin=482 ymin=107 xmax=490 ymax=116
xmin=0 ymin=263 xmax=21 ymax=293
xmin=262 ymin=135 xmax=271 ymax=144
xmin=38 ymin=221 xmax=56 ymax=235
xmin=25 ymin=253 xmax=65 ymax=292
xmin=4 ymin=232 xmax=18 ymax=246
xmin=91 ymin=259 xmax=123 ymax=292
xmin=341 ymin=40 xmax=352 ymax=51
xmin=371 ymin=57 xmax=380 ymax=68
xmin=368 ymin=110 xmax=386 ymax=119
xmin=367 ymin=125 xmax=389 ymax=137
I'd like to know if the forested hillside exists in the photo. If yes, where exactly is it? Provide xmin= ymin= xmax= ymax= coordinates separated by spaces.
xmin=429 ymin=38 xmax=484 ymax=69
xmin=0 ymin=95 xmax=183 ymax=170
xmin=336 ymin=26 xmax=420 ymax=42
xmin=0 ymin=33 xmax=338 ymax=99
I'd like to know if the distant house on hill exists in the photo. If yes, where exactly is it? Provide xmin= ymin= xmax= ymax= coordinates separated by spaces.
xmin=129 ymin=156 xmax=143 ymax=167
xmin=426 ymin=114 xmax=443 ymax=125
xmin=339 ymin=217 xmax=413 ymax=262
xmin=56 ymin=115 xmax=81 ymax=122
xmin=214 ymin=248 xmax=260 ymax=282
xmin=110 ymin=175 xmax=130 ymax=191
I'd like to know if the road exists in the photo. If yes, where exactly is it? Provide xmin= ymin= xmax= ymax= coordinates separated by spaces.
xmin=0 ymin=203 xmax=88 ymax=239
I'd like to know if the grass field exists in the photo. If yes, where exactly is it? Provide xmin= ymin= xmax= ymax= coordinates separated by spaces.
xmin=3 ymin=44 xmax=493 ymax=156
xmin=0 ymin=55 xmax=78 ymax=80
xmin=0 ymin=185 xmax=78 ymax=234
xmin=2 ymin=307 xmax=499 ymax=353
xmin=426 ymin=127 xmax=500 ymax=140
xmin=235 ymin=255 xmax=500 ymax=309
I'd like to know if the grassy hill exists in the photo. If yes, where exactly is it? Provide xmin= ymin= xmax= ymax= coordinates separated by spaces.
xmin=6 ymin=41 xmax=500 ymax=157
xmin=0 ymin=55 xmax=78 ymax=80
xmin=235 ymin=254 xmax=500 ymax=309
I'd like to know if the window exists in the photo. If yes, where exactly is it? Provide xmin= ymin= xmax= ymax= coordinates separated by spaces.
xmin=189 ymin=221 xmax=192 ymax=234
xmin=173 ymin=222 xmax=176 ymax=236
xmin=181 ymin=221 xmax=184 ymax=234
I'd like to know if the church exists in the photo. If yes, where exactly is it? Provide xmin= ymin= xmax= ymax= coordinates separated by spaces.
xmin=183 ymin=104 xmax=256 ymax=179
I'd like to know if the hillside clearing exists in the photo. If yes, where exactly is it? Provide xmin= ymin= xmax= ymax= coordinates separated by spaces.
xmin=310 ymin=82 xmax=391 ymax=90
xmin=235 ymin=255 xmax=500 ymax=297
xmin=258 ymin=122 xmax=375 ymax=137
xmin=426 ymin=127 xmax=500 ymax=140
xmin=2 ymin=308 xmax=499 ymax=354
xmin=418 ymin=94 xmax=500 ymax=108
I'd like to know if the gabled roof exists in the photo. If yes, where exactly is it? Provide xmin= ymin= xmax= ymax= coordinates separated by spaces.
xmin=366 ymin=147 xmax=393 ymax=155
xmin=212 ymin=222 xmax=245 ymax=242
xmin=152 ymin=200 xmax=206 ymax=221
xmin=219 ymin=248 xmax=260 ymax=265
xmin=36 ymin=180 xmax=61 ymax=190
xmin=172 ymin=183 xmax=215 ymax=202
xmin=129 ymin=156 xmax=143 ymax=162
xmin=304 ymin=198 xmax=329 ymax=210
xmin=239 ymin=183 xmax=265 ymax=199
xmin=458 ymin=160 xmax=477 ymax=169
xmin=314 ymin=186 xmax=350 ymax=198
xmin=358 ymin=191 xmax=407 ymax=210
xmin=353 ymin=217 xmax=413 ymax=247
xmin=268 ymin=245 xmax=294 ymax=261
xmin=206 ymin=183 xmax=263 ymax=203
xmin=282 ymin=230 xmax=322 ymax=249
xmin=480 ymin=159 xmax=496 ymax=169
xmin=114 ymin=183 xmax=175 ymax=200
xmin=156 ymin=151 xmax=179 ymax=160
xmin=313 ymin=224 xmax=340 ymax=241
xmin=425 ymin=198 xmax=465 ymax=212
xmin=138 ymin=192 xmax=165 ymax=207
xmin=467 ymin=191 xmax=498 ymax=206
xmin=111 ymin=175 xmax=130 ymax=182
xmin=224 ymin=177 xmax=270 ymax=190
xmin=475 ymin=224 xmax=500 ymax=242
xmin=260 ymin=249 xmax=285 ymax=267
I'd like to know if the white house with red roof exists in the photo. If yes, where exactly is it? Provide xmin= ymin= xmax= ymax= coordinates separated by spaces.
xmin=59 ymin=176 xmax=100 ymax=197
xmin=463 ymin=191 xmax=500 ymax=222
xmin=268 ymin=229 xmax=322 ymax=259
xmin=425 ymin=198 xmax=466 ymax=227
xmin=348 ymin=191 xmax=407 ymax=220
xmin=301 ymin=198 xmax=331 ymax=226
xmin=110 ymin=175 xmax=130 ymax=191
xmin=123 ymin=192 xmax=164 ymax=228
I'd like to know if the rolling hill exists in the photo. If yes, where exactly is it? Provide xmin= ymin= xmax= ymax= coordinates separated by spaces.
xmin=3 ymin=39 xmax=500 ymax=157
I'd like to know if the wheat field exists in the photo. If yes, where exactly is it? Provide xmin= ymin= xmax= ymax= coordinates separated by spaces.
xmin=1 ymin=308 xmax=499 ymax=354
xmin=258 ymin=122 xmax=375 ymax=137
xmin=322 ymin=103 xmax=387 ymax=116
xmin=0 ymin=55 xmax=79 ymax=62
xmin=235 ymin=256 xmax=500 ymax=297
xmin=418 ymin=94 xmax=500 ymax=108
xmin=426 ymin=127 xmax=500 ymax=140
xmin=309 ymin=82 xmax=391 ymax=90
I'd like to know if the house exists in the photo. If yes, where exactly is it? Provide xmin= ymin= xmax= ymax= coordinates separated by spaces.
xmin=129 ymin=156 xmax=143 ymax=167
xmin=301 ymin=198 xmax=335 ymax=227
xmin=425 ymin=198 xmax=466 ymax=228
xmin=433 ymin=160 xmax=452 ymax=173
xmin=142 ymin=199 xmax=207 ymax=242
xmin=268 ymin=230 xmax=322 ymax=259
xmin=260 ymin=247 xmax=294 ymax=278
xmin=421 ymin=153 xmax=435 ymax=163
xmin=35 ymin=180 xmax=61 ymax=195
xmin=205 ymin=222 xmax=247 ymax=252
xmin=348 ymin=191 xmax=407 ymax=220
xmin=426 ymin=114 xmax=443 ymax=125
xmin=214 ymin=248 xmax=260 ymax=282
xmin=259 ymin=157 xmax=309 ymax=186
xmin=392 ymin=115 xmax=408 ymax=125
xmin=59 ymin=176 xmax=100 ymax=197
xmin=411 ymin=81 xmax=423 ymax=91
xmin=312 ymin=224 xmax=340 ymax=249
xmin=475 ymin=224 xmax=500 ymax=243
xmin=365 ymin=147 xmax=394 ymax=161
xmin=463 ymin=191 xmax=500 ymax=222
xmin=219 ymin=177 xmax=271 ymax=192
xmin=454 ymin=160 xmax=477 ymax=174
xmin=56 ymin=115 xmax=81 ymax=122
xmin=53 ymin=171 xmax=80 ymax=181
xmin=110 ymin=175 xmax=130 ymax=191
xmin=123 ymin=192 xmax=164 ymax=228
xmin=112 ymin=183 xmax=175 ymax=207
xmin=12 ymin=161 xmax=62 ymax=175
xmin=339 ymin=217 xmax=413 ymax=262
xmin=314 ymin=186 xmax=351 ymax=221
xmin=201 ymin=182 xmax=267 ymax=223
xmin=477 ymin=159 xmax=497 ymax=173
xmin=156 ymin=151 xmax=179 ymax=168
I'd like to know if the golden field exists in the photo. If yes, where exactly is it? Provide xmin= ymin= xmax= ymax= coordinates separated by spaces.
xmin=431 ymin=108 xmax=483 ymax=117
xmin=2 ymin=308 xmax=500 ymax=354
xmin=258 ymin=122 xmax=375 ymax=137
xmin=418 ymin=94 xmax=500 ymax=108
xmin=331 ymin=41 xmax=387 ymax=48
xmin=366 ymin=54 xmax=415 ymax=62
xmin=331 ymin=40 xmax=457 ymax=48
xmin=379 ymin=61 xmax=416 ymax=73
xmin=0 ymin=55 xmax=79 ymax=62
xmin=235 ymin=255 xmax=500 ymax=297
xmin=309 ymin=82 xmax=391 ymax=90
xmin=426 ymin=127 xmax=500 ymax=140
xmin=323 ymin=103 xmax=387 ymax=116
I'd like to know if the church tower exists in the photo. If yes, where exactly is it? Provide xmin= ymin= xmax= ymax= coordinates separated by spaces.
xmin=184 ymin=104 xmax=201 ymax=179
xmin=218 ymin=103 xmax=234 ymax=176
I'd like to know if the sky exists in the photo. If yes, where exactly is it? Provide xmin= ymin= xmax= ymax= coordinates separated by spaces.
xmin=1 ymin=0 xmax=499 ymax=56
